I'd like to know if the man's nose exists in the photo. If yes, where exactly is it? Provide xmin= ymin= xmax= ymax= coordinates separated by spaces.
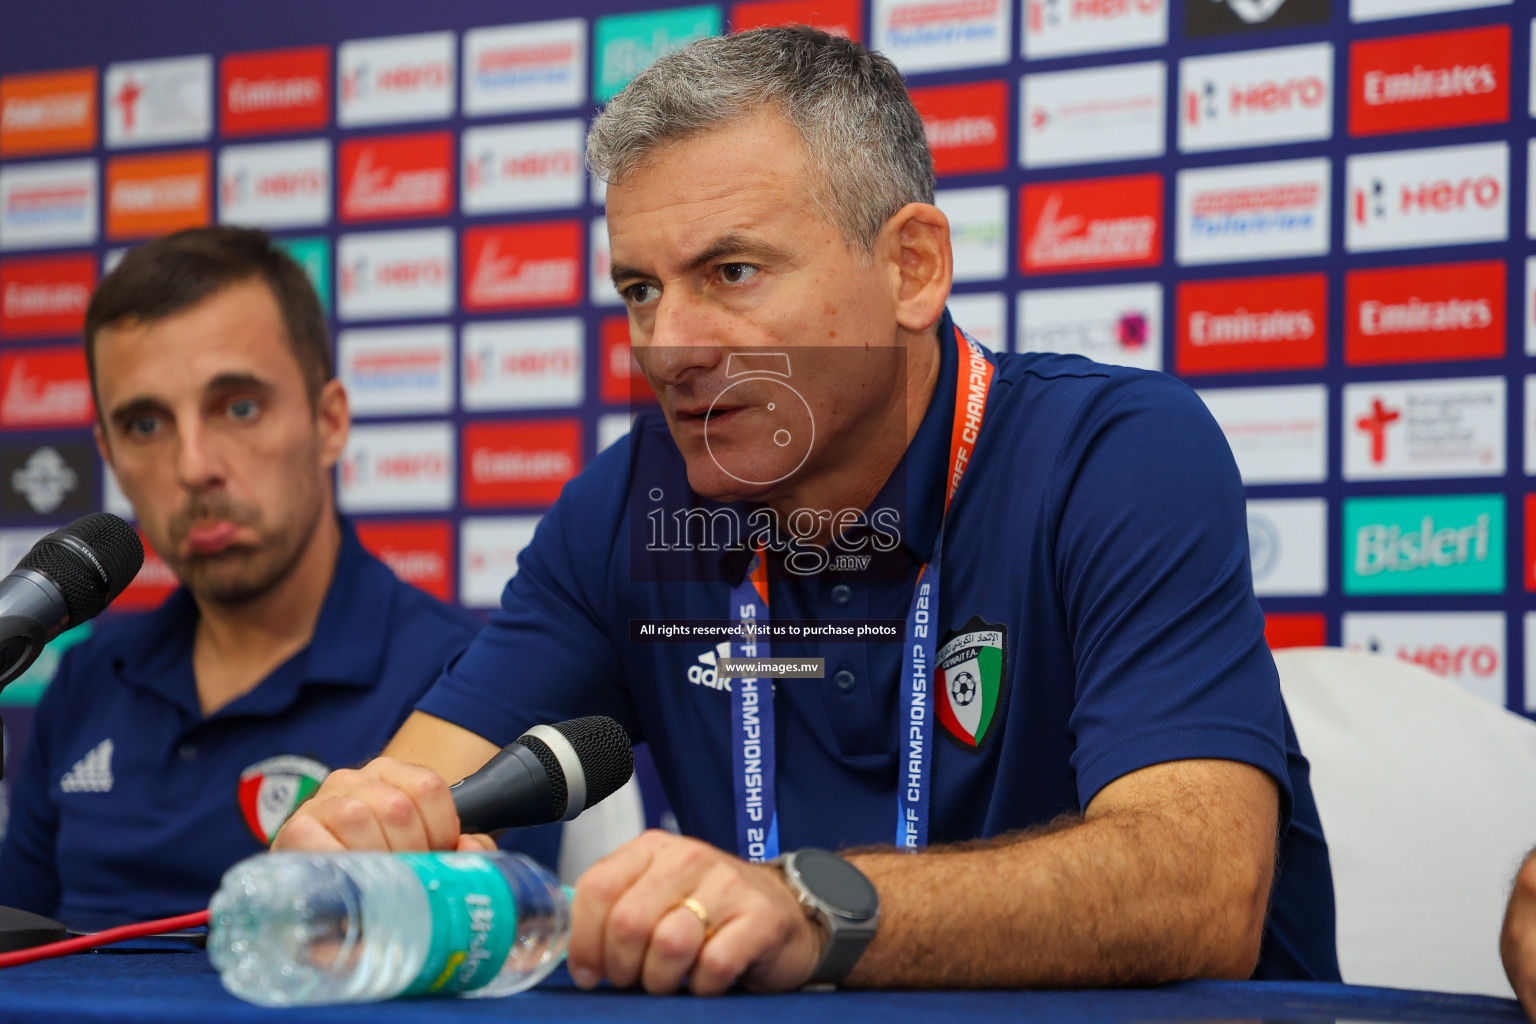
xmin=175 ymin=421 xmax=226 ymax=491
xmin=638 ymin=290 xmax=725 ymax=387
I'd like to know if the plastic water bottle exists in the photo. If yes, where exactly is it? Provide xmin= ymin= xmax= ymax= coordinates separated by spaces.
xmin=207 ymin=851 xmax=570 ymax=1006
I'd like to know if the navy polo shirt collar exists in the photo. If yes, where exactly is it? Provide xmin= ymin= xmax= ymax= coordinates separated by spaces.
xmin=113 ymin=519 xmax=392 ymax=718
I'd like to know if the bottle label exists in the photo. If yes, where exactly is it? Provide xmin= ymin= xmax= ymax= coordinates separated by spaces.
xmin=398 ymin=853 xmax=519 ymax=996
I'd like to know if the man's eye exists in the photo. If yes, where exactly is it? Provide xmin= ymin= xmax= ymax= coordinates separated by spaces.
xmin=228 ymin=398 xmax=260 ymax=421
xmin=623 ymin=282 xmax=660 ymax=306
xmin=720 ymin=263 xmax=758 ymax=284
xmin=128 ymin=416 xmax=160 ymax=437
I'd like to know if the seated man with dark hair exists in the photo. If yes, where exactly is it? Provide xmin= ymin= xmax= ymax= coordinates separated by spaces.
xmin=0 ymin=227 xmax=555 ymax=925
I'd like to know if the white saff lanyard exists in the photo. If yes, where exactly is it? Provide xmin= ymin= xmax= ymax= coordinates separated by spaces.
xmin=728 ymin=325 xmax=995 ymax=860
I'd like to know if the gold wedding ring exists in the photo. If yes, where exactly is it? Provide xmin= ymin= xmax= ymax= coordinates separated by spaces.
xmin=678 ymin=896 xmax=714 ymax=937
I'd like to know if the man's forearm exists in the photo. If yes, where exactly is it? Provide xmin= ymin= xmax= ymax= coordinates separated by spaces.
xmin=842 ymin=762 xmax=1278 ymax=989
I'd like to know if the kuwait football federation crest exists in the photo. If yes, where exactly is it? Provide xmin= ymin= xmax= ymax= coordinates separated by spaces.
xmin=238 ymin=755 xmax=329 ymax=845
xmin=936 ymin=617 xmax=1008 ymax=750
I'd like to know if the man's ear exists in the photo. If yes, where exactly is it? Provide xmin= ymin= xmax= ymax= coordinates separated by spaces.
xmin=880 ymin=202 xmax=953 ymax=335
xmin=315 ymin=378 xmax=350 ymax=471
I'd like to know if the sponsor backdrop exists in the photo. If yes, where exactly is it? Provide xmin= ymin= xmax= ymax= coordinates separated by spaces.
xmin=2 ymin=0 xmax=1536 ymax=812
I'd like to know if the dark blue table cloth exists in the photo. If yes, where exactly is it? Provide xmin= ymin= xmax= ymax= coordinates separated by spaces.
xmin=0 ymin=954 xmax=1525 ymax=1024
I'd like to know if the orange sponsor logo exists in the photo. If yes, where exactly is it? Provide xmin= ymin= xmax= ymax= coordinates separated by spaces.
xmin=106 ymin=150 xmax=211 ymax=240
xmin=0 ymin=68 xmax=97 ymax=156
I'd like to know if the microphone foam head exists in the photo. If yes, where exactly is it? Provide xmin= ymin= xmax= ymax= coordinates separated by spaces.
xmin=18 ymin=513 xmax=144 ymax=625
xmin=549 ymin=715 xmax=634 ymax=807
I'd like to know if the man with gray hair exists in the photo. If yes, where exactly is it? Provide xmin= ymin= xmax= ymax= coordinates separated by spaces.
xmin=276 ymin=27 xmax=1337 ymax=993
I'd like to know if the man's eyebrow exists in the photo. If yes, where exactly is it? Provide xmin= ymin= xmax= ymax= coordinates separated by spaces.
xmin=609 ymin=233 xmax=797 ymax=286
xmin=106 ymin=373 xmax=276 ymax=425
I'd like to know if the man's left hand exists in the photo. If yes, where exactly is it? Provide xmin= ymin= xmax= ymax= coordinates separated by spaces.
xmin=566 ymin=829 xmax=825 ymax=995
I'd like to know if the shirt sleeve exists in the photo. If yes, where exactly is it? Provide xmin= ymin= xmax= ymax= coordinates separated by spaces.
xmin=416 ymin=435 xmax=636 ymax=745
xmin=0 ymin=651 xmax=71 ymax=916
xmin=1049 ymin=371 xmax=1293 ymax=824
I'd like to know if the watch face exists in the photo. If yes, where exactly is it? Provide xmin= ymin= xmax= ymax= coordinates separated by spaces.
xmin=796 ymin=849 xmax=879 ymax=919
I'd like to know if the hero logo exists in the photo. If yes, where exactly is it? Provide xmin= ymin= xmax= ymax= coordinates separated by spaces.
xmin=217 ymin=140 xmax=330 ymax=229
xmin=1346 ymin=142 xmax=1508 ymax=252
xmin=462 ymin=318 xmax=583 ymax=411
xmin=463 ymin=223 xmax=581 ymax=310
xmin=463 ymin=420 xmax=582 ymax=507
xmin=462 ymin=119 xmax=584 ymax=214
xmin=1346 ymin=261 xmax=1503 ymax=365
xmin=1023 ymin=0 xmax=1167 ymax=59
xmin=463 ymin=19 xmax=586 ymax=116
xmin=1344 ymin=612 xmax=1505 ymax=705
xmin=340 ymin=133 xmax=452 ymax=221
xmin=1350 ymin=26 xmax=1508 ymax=137
xmin=1179 ymin=43 xmax=1333 ymax=152
xmin=1177 ymin=157 xmax=1329 ymax=265
xmin=1021 ymin=174 xmax=1162 ymax=272
xmin=337 ymin=229 xmax=453 ymax=322
xmin=0 ymin=348 xmax=94 ymax=428
xmin=338 ymin=32 xmax=455 ymax=127
xmin=0 ymin=254 xmax=93 ymax=338
xmin=337 ymin=423 xmax=454 ymax=512
xmin=460 ymin=516 xmax=540 ymax=607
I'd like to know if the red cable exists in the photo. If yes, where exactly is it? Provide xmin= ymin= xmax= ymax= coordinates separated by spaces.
xmin=0 ymin=909 xmax=210 ymax=968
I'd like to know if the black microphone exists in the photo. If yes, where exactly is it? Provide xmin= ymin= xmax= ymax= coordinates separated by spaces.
xmin=450 ymin=716 xmax=634 ymax=834
xmin=0 ymin=512 xmax=144 ymax=689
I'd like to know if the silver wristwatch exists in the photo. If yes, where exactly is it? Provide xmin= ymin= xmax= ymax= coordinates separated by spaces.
xmin=771 ymin=848 xmax=881 ymax=986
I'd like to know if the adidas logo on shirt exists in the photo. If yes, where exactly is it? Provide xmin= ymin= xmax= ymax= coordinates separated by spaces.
xmin=687 ymin=641 xmax=734 ymax=691
xmin=60 ymin=738 xmax=114 ymax=794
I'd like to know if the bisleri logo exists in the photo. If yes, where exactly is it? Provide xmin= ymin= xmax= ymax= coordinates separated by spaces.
xmin=1343 ymin=494 xmax=1504 ymax=594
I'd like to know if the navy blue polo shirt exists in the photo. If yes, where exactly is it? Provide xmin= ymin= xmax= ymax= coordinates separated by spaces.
xmin=0 ymin=521 xmax=558 ymax=926
xmin=418 ymin=310 xmax=1338 ymax=982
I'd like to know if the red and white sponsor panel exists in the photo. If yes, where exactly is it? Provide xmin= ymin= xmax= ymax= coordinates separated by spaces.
xmin=462 ymin=19 xmax=586 ymax=116
xmin=600 ymin=315 xmax=658 ymax=406
xmin=1022 ymin=0 xmax=1167 ymax=58
xmin=0 ymin=253 xmax=93 ymax=339
xmin=872 ymin=0 xmax=1011 ymax=74
xmin=337 ymin=227 xmax=454 ymax=321
xmin=1020 ymin=173 xmax=1162 ymax=273
xmin=1017 ymin=282 xmax=1162 ymax=371
xmin=1345 ymin=260 xmax=1504 ymax=365
xmin=338 ymin=422 xmax=455 ymax=512
xmin=463 ymin=221 xmax=582 ymax=311
xmin=1020 ymin=61 xmax=1165 ymax=168
xmin=1342 ymin=376 xmax=1506 ymax=480
xmin=909 ymin=81 xmax=1008 ymax=177
xmin=461 ymin=119 xmax=584 ymax=214
xmin=340 ymin=132 xmax=453 ymax=222
xmin=462 ymin=419 xmax=582 ymax=508
xmin=1351 ymin=0 xmax=1507 ymax=25
xmin=1348 ymin=24 xmax=1509 ymax=136
xmin=0 ymin=347 xmax=94 ymax=429
xmin=588 ymin=215 xmax=622 ymax=307
xmin=337 ymin=325 xmax=455 ymax=417
xmin=1345 ymin=141 xmax=1509 ymax=251
xmin=1176 ymin=157 xmax=1330 ymax=265
xmin=1346 ymin=612 xmax=1506 ymax=706
xmin=355 ymin=519 xmax=453 ymax=602
xmin=220 ymin=46 xmax=330 ymax=137
xmin=1178 ymin=43 xmax=1333 ymax=154
xmin=217 ymin=139 xmax=330 ymax=228
xmin=1197 ymin=384 xmax=1328 ymax=485
xmin=114 ymin=530 xmax=181 ymax=612
xmin=460 ymin=515 xmax=540 ymax=607
xmin=105 ymin=54 xmax=212 ymax=149
xmin=0 ymin=159 xmax=97 ymax=251
xmin=338 ymin=32 xmax=455 ymax=127
xmin=461 ymin=317 xmax=584 ymax=411
xmin=1175 ymin=273 xmax=1327 ymax=375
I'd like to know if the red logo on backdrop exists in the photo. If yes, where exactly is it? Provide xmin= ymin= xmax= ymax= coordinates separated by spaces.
xmin=114 ymin=530 xmax=179 ymax=612
xmin=731 ymin=0 xmax=863 ymax=39
xmin=340 ymin=132 xmax=453 ymax=222
xmin=463 ymin=222 xmax=582 ymax=311
xmin=1526 ymin=495 xmax=1536 ymax=592
xmin=0 ymin=254 xmax=94 ymax=340
xmin=464 ymin=420 xmax=582 ymax=508
xmin=909 ymin=81 xmax=1008 ymax=178
xmin=1349 ymin=25 xmax=1508 ymax=137
xmin=355 ymin=520 xmax=452 ymax=602
xmin=0 ymin=347 xmax=94 ymax=428
xmin=1175 ymin=273 xmax=1326 ymax=375
xmin=221 ymin=46 xmax=330 ymax=136
xmin=600 ymin=316 xmax=658 ymax=406
xmin=1020 ymin=174 xmax=1162 ymax=273
xmin=1345 ymin=260 xmax=1504 ymax=366
xmin=1264 ymin=613 xmax=1326 ymax=650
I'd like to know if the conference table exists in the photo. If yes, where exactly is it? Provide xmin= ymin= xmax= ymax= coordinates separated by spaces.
xmin=0 ymin=952 xmax=1526 ymax=1024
